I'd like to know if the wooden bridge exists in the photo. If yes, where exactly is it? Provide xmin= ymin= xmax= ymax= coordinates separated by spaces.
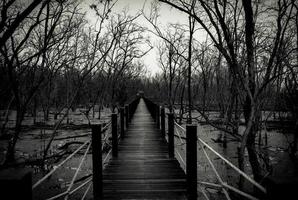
xmin=102 ymin=98 xmax=187 ymax=199
xmin=22 ymin=96 xmax=267 ymax=200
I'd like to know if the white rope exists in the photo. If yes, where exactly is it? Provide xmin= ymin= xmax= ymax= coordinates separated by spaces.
xmin=199 ymin=142 xmax=232 ymax=200
xmin=174 ymin=127 xmax=184 ymax=144
xmin=103 ymin=148 xmax=112 ymax=164
xmin=173 ymin=121 xmax=266 ymax=194
xmin=32 ymin=140 xmax=90 ymax=189
xmin=198 ymin=138 xmax=267 ymax=193
xmin=102 ymin=120 xmax=112 ymax=130
xmin=46 ymin=191 xmax=68 ymax=200
xmin=175 ymin=149 xmax=186 ymax=172
xmin=68 ymin=178 xmax=92 ymax=195
xmin=221 ymin=182 xmax=260 ymax=200
xmin=198 ymin=181 xmax=260 ymax=200
xmin=198 ymin=185 xmax=211 ymax=200
xmin=198 ymin=181 xmax=222 ymax=189
xmin=64 ymin=141 xmax=91 ymax=200
xmin=81 ymin=182 xmax=92 ymax=200
xmin=174 ymin=122 xmax=186 ymax=132
xmin=101 ymin=121 xmax=113 ymax=151
xmin=46 ymin=178 xmax=92 ymax=200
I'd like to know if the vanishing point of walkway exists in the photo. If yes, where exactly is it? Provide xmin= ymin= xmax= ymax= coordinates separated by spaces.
xmin=103 ymin=99 xmax=187 ymax=199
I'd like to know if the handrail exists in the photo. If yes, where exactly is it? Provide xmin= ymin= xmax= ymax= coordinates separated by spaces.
xmin=174 ymin=122 xmax=231 ymax=199
xmin=124 ymin=96 xmax=266 ymax=200
xmin=198 ymin=141 xmax=232 ymax=200
xmin=32 ymin=97 xmax=137 ymax=200
xmin=175 ymin=149 xmax=186 ymax=171
xmin=174 ymin=125 xmax=186 ymax=171
xmin=32 ymin=139 xmax=90 ymax=189
xmin=172 ymin=120 xmax=267 ymax=200
xmin=173 ymin=121 xmax=267 ymax=194
xmin=103 ymin=148 xmax=112 ymax=165
xmin=46 ymin=145 xmax=112 ymax=200
xmin=45 ymin=178 xmax=92 ymax=200
xmin=198 ymin=181 xmax=259 ymax=200
xmin=64 ymin=141 xmax=92 ymax=200
xmin=102 ymin=120 xmax=112 ymax=131
xmin=199 ymin=184 xmax=211 ymax=200
xmin=81 ymin=182 xmax=92 ymax=200
xmin=174 ymin=125 xmax=184 ymax=144
xmin=102 ymin=121 xmax=112 ymax=151
xmin=198 ymin=138 xmax=266 ymax=193
xmin=222 ymin=182 xmax=259 ymax=200
xmin=33 ymin=117 xmax=113 ymax=199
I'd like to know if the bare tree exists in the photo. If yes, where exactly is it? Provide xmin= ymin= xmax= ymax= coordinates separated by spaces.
xmin=158 ymin=0 xmax=296 ymax=187
xmin=1 ymin=0 xmax=78 ymax=163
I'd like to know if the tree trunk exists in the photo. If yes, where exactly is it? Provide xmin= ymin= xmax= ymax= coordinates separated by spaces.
xmin=5 ymin=108 xmax=24 ymax=163
xmin=290 ymin=118 xmax=298 ymax=157
xmin=43 ymin=108 xmax=49 ymax=122
xmin=168 ymin=45 xmax=173 ymax=112
xmin=247 ymin=127 xmax=262 ymax=182
xmin=33 ymin=97 xmax=37 ymax=124
xmin=187 ymin=12 xmax=195 ymax=124
xmin=242 ymin=0 xmax=263 ymax=188
xmin=179 ymin=84 xmax=185 ymax=124
xmin=92 ymin=105 xmax=95 ymax=119
xmin=98 ymin=107 xmax=101 ymax=120
xmin=0 ymin=95 xmax=14 ymax=135
xmin=237 ymin=145 xmax=245 ymax=190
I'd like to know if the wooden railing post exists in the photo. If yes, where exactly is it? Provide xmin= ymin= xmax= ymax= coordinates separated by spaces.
xmin=112 ymin=113 xmax=118 ymax=157
xmin=125 ymin=105 xmax=129 ymax=128
xmin=161 ymin=107 xmax=165 ymax=139
xmin=156 ymin=105 xmax=160 ymax=129
xmin=120 ymin=107 xmax=125 ymax=139
xmin=167 ymin=113 xmax=174 ymax=158
xmin=186 ymin=124 xmax=197 ymax=200
xmin=91 ymin=124 xmax=102 ymax=200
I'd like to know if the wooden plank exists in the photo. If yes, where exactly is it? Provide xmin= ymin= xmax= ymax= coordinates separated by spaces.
xmin=103 ymin=99 xmax=187 ymax=200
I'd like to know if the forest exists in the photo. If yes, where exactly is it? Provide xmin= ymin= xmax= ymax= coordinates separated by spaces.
xmin=0 ymin=0 xmax=297 ymax=199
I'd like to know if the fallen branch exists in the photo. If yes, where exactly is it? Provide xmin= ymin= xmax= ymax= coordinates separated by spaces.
xmin=54 ymin=133 xmax=91 ymax=140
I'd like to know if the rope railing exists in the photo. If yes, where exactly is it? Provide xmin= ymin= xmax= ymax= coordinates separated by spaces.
xmin=64 ymin=141 xmax=92 ymax=200
xmin=198 ymin=140 xmax=232 ymax=200
xmin=33 ymin=120 xmax=113 ymax=189
xmin=46 ymin=132 xmax=114 ymax=200
xmin=45 ymin=177 xmax=92 ymax=200
xmin=29 ymin=97 xmax=141 ymax=200
xmin=32 ymin=139 xmax=91 ymax=189
xmin=102 ymin=121 xmax=112 ymax=151
xmin=103 ymin=148 xmax=112 ymax=165
xmin=198 ymin=137 xmax=266 ymax=193
xmin=141 ymin=97 xmax=269 ymax=200
xmin=164 ymin=124 xmax=183 ymax=167
xmin=33 ymin=142 xmax=92 ymax=200
xmin=174 ymin=126 xmax=186 ymax=172
xmin=81 ymin=181 xmax=92 ymax=200
xmin=90 ymin=97 xmax=140 ymax=199
xmin=173 ymin=121 xmax=266 ymax=200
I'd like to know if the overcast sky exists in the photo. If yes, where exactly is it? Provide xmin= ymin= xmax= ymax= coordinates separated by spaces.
xmin=81 ymin=0 xmax=192 ymax=75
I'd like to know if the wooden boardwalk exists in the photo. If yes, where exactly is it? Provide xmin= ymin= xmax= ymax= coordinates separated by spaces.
xmin=103 ymin=99 xmax=187 ymax=199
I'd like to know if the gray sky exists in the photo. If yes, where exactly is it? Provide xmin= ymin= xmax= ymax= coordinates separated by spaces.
xmin=81 ymin=0 xmax=192 ymax=75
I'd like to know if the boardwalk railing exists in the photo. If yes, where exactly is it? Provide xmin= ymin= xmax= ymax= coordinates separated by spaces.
xmin=31 ymin=97 xmax=140 ymax=200
xmin=31 ymin=120 xmax=111 ymax=200
xmin=91 ymin=97 xmax=140 ymax=200
xmin=143 ymin=97 xmax=267 ymax=200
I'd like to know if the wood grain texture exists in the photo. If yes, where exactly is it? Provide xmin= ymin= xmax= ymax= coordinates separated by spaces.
xmin=103 ymin=99 xmax=187 ymax=199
